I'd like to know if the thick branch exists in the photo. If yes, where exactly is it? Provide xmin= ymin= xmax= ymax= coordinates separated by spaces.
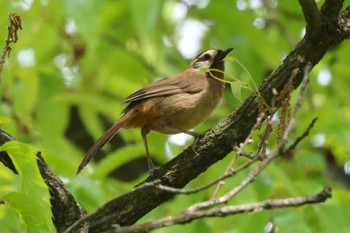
xmin=298 ymin=0 xmax=322 ymax=37
xmin=36 ymin=153 xmax=87 ymax=233
xmin=63 ymin=4 xmax=350 ymax=232
xmin=321 ymin=0 xmax=344 ymax=22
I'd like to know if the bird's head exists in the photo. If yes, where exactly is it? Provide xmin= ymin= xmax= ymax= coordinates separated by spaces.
xmin=189 ymin=48 xmax=233 ymax=70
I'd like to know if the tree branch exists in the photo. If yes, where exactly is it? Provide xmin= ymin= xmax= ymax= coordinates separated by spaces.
xmin=284 ymin=117 xmax=318 ymax=155
xmin=36 ymin=152 xmax=87 ymax=233
xmin=321 ymin=0 xmax=345 ymax=22
xmin=62 ymin=3 xmax=350 ymax=232
xmin=155 ymin=155 xmax=259 ymax=195
xmin=0 ymin=130 xmax=17 ymax=173
xmin=298 ymin=0 xmax=321 ymax=37
xmin=110 ymin=187 xmax=332 ymax=233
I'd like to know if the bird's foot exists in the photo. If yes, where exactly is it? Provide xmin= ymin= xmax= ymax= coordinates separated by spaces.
xmin=191 ymin=131 xmax=207 ymax=155
xmin=148 ymin=166 xmax=160 ymax=179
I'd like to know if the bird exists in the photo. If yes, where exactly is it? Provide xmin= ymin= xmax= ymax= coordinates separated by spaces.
xmin=77 ymin=47 xmax=233 ymax=175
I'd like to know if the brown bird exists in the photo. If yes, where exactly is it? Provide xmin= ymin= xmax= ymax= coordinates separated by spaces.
xmin=77 ymin=48 xmax=233 ymax=175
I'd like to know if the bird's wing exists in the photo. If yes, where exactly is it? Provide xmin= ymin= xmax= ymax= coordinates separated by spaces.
xmin=122 ymin=70 xmax=206 ymax=104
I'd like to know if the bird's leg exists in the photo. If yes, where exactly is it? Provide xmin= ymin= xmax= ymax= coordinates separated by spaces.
xmin=141 ymin=128 xmax=156 ymax=176
xmin=165 ymin=126 xmax=206 ymax=155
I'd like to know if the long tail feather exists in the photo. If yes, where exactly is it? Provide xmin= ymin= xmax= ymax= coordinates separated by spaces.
xmin=76 ymin=110 xmax=137 ymax=174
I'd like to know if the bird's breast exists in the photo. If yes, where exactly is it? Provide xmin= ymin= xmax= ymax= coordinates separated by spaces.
xmin=147 ymin=81 xmax=224 ymax=134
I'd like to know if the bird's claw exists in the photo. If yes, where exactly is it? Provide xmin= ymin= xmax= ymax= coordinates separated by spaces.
xmin=191 ymin=131 xmax=207 ymax=155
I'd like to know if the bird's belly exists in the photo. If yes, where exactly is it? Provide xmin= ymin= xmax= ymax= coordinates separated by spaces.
xmin=147 ymin=91 xmax=221 ymax=134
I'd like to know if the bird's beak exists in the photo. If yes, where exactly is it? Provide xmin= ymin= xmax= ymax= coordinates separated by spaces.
xmin=217 ymin=47 xmax=234 ymax=61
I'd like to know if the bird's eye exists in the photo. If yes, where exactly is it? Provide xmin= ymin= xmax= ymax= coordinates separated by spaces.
xmin=202 ymin=53 xmax=211 ymax=61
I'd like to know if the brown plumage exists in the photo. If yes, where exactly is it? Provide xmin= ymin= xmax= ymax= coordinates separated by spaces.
xmin=77 ymin=48 xmax=233 ymax=174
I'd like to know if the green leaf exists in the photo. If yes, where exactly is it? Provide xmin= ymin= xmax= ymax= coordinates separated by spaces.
xmin=1 ymin=141 xmax=55 ymax=233
xmin=231 ymin=81 xmax=243 ymax=102
xmin=4 ymin=192 xmax=55 ymax=233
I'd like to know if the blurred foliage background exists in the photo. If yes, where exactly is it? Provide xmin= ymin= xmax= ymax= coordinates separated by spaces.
xmin=1 ymin=0 xmax=350 ymax=232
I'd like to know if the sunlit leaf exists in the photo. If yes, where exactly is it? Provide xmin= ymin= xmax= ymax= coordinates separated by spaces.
xmin=231 ymin=81 xmax=243 ymax=102
xmin=1 ymin=142 xmax=55 ymax=233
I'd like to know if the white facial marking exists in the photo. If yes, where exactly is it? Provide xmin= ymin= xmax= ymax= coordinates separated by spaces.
xmin=190 ymin=49 xmax=218 ymax=70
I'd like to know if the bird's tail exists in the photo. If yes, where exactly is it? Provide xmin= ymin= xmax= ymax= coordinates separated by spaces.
xmin=76 ymin=109 xmax=137 ymax=174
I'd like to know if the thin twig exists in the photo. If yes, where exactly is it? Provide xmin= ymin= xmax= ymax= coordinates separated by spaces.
xmin=110 ymin=187 xmax=331 ymax=233
xmin=209 ymin=112 xmax=265 ymax=197
xmin=232 ymin=148 xmax=255 ymax=160
xmin=156 ymin=156 xmax=259 ymax=195
xmin=284 ymin=117 xmax=318 ymax=155
xmin=155 ymin=113 xmax=266 ymax=196
xmin=236 ymin=112 xmax=265 ymax=155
